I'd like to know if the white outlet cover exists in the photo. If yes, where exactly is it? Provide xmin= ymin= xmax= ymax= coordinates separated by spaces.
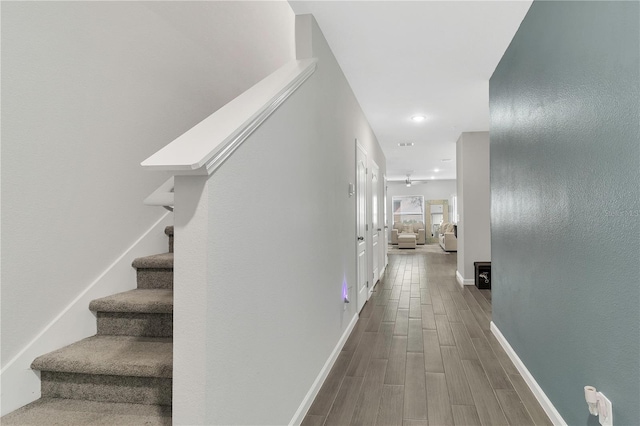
xmin=599 ymin=392 xmax=613 ymax=426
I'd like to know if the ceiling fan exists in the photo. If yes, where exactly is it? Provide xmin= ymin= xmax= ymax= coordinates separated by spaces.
xmin=389 ymin=174 xmax=430 ymax=187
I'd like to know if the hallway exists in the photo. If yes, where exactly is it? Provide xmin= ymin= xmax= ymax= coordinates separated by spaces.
xmin=302 ymin=249 xmax=553 ymax=426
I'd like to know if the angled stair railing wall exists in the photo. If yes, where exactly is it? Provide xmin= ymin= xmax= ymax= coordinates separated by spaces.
xmin=141 ymin=58 xmax=318 ymax=424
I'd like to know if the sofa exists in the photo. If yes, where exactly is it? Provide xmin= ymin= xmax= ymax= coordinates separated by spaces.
xmin=391 ymin=222 xmax=426 ymax=245
xmin=439 ymin=222 xmax=457 ymax=251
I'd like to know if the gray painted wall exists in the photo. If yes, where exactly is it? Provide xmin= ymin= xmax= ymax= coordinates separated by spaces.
xmin=1 ymin=0 xmax=299 ymax=416
xmin=1 ymin=1 xmax=294 ymax=367
xmin=490 ymin=2 xmax=639 ymax=424
xmin=172 ymin=15 xmax=386 ymax=424
xmin=456 ymin=132 xmax=491 ymax=281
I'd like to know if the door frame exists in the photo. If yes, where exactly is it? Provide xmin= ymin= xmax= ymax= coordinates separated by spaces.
xmin=355 ymin=140 xmax=368 ymax=313
xmin=382 ymin=174 xmax=388 ymax=275
xmin=371 ymin=160 xmax=380 ymax=292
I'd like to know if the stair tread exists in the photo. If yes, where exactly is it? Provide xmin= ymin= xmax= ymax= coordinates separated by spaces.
xmin=90 ymin=289 xmax=173 ymax=313
xmin=132 ymin=253 xmax=173 ymax=269
xmin=1 ymin=397 xmax=171 ymax=425
xmin=32 ymin=335 xmax=172 ymax=378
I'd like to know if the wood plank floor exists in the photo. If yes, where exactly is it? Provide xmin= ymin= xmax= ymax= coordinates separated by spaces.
xmin=302 ymin=249 xmax=553 ymax=426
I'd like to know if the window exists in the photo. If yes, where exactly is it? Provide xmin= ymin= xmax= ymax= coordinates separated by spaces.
xmin=450 ymin=195 xmax=458 ymax=224
xmin=392 ymin=195 xmax=424 ymax=224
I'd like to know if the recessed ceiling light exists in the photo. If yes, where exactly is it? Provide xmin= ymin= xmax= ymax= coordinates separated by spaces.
xmin=434 ymin=168 xmax=440 ymax=172
xmin=441 ymin=158 xmax=452 ymax=162
xmin=398 ymin=142 xmax=414 ymax=147
xmin=431 ymin=176 xmax=435 ymax=179
xmin=411 ymin=115 xmax=426 ymax=123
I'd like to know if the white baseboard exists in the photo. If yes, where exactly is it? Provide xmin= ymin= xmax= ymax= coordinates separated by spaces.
xmin=289 ymin=313 xmax=359 ymax=426
xmin=0 ymin=213 xmax=173 ymax=416
xmin=490 ymin=322 xmax=567 ymax=426
xmin=456 ymin=270 xmax=474 ymax=288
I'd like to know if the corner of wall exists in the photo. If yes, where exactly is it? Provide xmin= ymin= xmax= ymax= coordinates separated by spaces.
xmin=455 ymin=270 xmax=474 ymax=288
xmin=289 ymin=313 xmax=359 ymax=425
xmin=490 ymin=322 xmax=567 ymax=426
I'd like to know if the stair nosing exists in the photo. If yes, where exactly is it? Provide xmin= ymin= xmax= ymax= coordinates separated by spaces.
xmin=89 ymin=289 xmax=173 ymax=314
xmin=132 ymin=252 xmax=173 ymax=269
xmin=31 ymin=335 xmax=172 ymax=378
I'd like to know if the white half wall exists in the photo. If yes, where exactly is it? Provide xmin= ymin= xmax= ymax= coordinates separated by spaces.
xmin=171 ymin=14 xmax=386 ymax=425
xmin=456 ymin=132 xmax=491 ymax=282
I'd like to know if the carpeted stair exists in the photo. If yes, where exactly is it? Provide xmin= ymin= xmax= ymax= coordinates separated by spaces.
xmin=1 ymin=226 xmax=174 ymax=425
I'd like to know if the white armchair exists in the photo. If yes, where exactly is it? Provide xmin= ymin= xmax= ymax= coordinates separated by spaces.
xmin=438 ymin=222 xmax=457 ymax=251
xmin=392 ymin=222 xmax=426 ymax=245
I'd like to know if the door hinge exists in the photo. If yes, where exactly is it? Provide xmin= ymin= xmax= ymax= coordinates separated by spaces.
xmin=366 ymin=281 xmax=369 ymax=288
xmin=366 ymin=224 xmax=369 ymax=231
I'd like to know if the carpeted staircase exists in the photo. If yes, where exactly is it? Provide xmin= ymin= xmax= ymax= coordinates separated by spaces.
xmin=1 ymin=227 xmax=175 ymax=425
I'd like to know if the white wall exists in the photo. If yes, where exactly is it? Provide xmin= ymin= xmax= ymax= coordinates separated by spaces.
xmin=171 ymin=14 xmax=386 ymax=425
xmin=456 ymin=131 xmax=491 ymax=282
xmin=1 ymin=0 xmax=294 ymax=386
xmin=386 ymin=180 xmax=457 ymax=240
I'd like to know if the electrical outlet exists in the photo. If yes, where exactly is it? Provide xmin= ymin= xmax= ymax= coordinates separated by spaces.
xmin=599 ymin=392 xmax=613 ymax=426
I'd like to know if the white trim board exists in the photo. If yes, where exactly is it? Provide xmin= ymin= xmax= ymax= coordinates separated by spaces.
xmin=456 ymin=270 xmax=474 ymax=287
xmin=0 ymin=213 xmax=173 ymax=416
xmin=289 ymin=313 xmax=359 ymax=426
xmin=490 ymin=322 xmax=567 ymax=426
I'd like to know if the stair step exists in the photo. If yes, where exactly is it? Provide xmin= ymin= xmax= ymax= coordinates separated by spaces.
xmin=40 ymin=371 xmax=171 ymax=406
xmin=165 ymin=226 xmax=174 ymax=253
xmin=132 ymin=253 xmax=173 ymax=269
xmin=96 ymin=311 xmax=173 ymax=337
xmin=90 ymin=289 xmax=173 ymax=313
xmin=0 ymin=398 xmax=171 ymax=425
xmin=32 ymin=335 xmax=172 ymax=378
xmin=132 ymin=253 xmax=173 ymax=289
xmin=90 ymin=289 xmax=173 ymax=337
xmin=32 ymin=335 xmax=172 ymax=405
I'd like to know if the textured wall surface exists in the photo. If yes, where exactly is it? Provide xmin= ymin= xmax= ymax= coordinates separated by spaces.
xmin=490 ymin=1 xmax=639 ymax=424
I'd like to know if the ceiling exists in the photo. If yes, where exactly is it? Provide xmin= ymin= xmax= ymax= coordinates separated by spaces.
xmin=289 ymin=1 xmax=532 ymax=182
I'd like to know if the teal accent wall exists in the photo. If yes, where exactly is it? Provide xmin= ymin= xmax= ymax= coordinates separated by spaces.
xmin=490 ymin=1 xmax=639 ymax=425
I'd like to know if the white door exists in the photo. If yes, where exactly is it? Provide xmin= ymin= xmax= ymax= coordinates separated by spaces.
xmin=356 ymin=142 xmax=368 ymax=313
xmin=371 ymin=162 xmax=380 ymax=289
xmin=383 ymin=175 xmax=388 ymax=271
